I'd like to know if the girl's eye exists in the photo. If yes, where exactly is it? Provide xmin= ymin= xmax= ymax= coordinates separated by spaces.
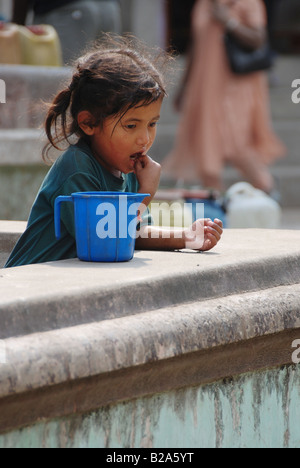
xmin=125 ymin=121 xmax=159 ymax=130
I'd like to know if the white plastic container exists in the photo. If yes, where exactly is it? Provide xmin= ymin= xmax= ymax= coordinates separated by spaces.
xmin=226 ymin=182 xmax=282 ymax=229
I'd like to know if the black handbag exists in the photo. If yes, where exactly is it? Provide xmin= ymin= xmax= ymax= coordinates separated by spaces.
xmin=224 ymin=33 xmax=275 ymax=74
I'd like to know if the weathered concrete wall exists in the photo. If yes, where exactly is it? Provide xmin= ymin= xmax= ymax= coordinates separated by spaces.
xmin=0 ymin=226 xmax=300 ymax=448
xmin=1 ymin=365 xmax=299 ymax=449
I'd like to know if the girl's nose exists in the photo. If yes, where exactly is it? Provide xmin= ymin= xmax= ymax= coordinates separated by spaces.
xmin=136 ymin=129 xmax=150 ymax=147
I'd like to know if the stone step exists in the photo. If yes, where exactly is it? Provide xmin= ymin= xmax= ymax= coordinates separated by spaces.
xmin=0 ymin=57 xmax=297 ymax=128
xmin=0 ymin=129 xmax=60 ymax=165
xmin=0 ymin=125 xmax=298 ymax=210
xmin=0 ymin=119 xmax=298 ymax=168
xmin=153 ymin=120 xmax=299 ymax=165
xmin=269 ymin=86 xmax=300 ymax=121
xmin=0 ymin=129 xmax=44 ymax=165
xmin=0 ymin=65 xmax=71 ymax=129
xmin=160 ymin=161 xmax=300 ymax=208
xmin=222 ymin=165 xmax=300 ymax=208
xmin=160 ymin=55 xmax=299 ymax=125
xmin=271 ymin=54 xmax=300 ymax=87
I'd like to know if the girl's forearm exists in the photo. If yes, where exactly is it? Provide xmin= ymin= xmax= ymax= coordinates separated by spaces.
xmin=135 ymin=226 xmax=185 ymax=251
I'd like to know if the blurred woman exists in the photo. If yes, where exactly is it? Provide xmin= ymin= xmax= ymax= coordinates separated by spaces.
xmin=163 ymin=0 xmax=286 ymax=193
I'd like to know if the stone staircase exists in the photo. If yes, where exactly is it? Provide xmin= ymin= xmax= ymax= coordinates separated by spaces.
xmin=0 ymin=65 xmax=70 ymax=220
xmin=0 ymin=56 xmax=299 ymax=221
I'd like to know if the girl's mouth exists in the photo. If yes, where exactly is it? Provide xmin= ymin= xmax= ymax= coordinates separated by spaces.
xmin=130 ymin=152 xmax=144 ymax=160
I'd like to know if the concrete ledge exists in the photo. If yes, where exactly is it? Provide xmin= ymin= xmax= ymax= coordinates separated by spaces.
xmin=0 ymin=221 xmax=26 ymax=268
xmin=1 ymin=229 xmax=300 ymax=338
xmin=0 ymin=228 xmax=300 ymax=434
xmin=0 ymin=220 xmax=26 ymax=245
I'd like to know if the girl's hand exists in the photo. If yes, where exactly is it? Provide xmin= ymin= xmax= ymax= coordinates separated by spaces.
xmin=134 ymin=154 xmax=161 ymax=205
xmin=184 ymin=218 xmax=223 ymax=252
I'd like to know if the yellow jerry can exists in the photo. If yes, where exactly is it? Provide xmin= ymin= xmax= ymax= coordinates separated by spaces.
xmin=18 ymin=24 xmax=63 ymax=67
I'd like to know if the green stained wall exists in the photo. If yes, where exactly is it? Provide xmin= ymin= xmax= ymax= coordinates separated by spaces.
xmin=1 ymin=364 xmax=300 ymax=449
xmin=0 ymin=166 xmax=48 ymax=220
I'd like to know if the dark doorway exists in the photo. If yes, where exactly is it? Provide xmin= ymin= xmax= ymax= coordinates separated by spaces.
xmin=272 ymin=0 xmax=300 ymax=53
xmin=166 ymin=0 xmax=196 ymax=54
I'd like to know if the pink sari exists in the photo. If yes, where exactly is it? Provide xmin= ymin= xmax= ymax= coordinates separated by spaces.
xmin=163 ymin=0 xmax=286 ymax=184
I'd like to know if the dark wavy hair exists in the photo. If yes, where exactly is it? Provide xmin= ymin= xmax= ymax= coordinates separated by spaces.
xmin=43 ymin=35 xmax=171 ymax=162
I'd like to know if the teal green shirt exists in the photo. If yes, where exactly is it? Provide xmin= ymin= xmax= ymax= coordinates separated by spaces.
xmin=5 ymin=139 xmax=151 ymax=268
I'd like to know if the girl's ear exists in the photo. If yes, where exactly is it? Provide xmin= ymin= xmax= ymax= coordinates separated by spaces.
xmin=77 ymin=111 xmax=96 ymax=136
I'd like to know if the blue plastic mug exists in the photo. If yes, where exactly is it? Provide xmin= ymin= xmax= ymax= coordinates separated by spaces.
xmin=54 ymin=191 xmax=149 ymax=262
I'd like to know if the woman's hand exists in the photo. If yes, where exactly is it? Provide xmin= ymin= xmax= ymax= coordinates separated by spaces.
xmin=211 ymin=0 xmax=231 ymax=26
xmin=134 ymin=154 xmax=161 ymax=207
xmin=211 ymin=0 xmax=266 ymax=49
xmin=184 ymin=218 xmax=223 ymax=252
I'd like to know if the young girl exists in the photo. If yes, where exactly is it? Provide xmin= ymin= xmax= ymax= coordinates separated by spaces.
xmin=5 ymin=37 xmax=223 ymax=268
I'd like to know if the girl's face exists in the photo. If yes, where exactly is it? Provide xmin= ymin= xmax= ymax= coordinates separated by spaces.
xmin=81 ymin=99 xmax=163 ymax=176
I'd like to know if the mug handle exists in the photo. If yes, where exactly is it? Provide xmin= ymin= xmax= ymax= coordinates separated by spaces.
xmin=54 ymin=196 xmax=73 ymax=239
